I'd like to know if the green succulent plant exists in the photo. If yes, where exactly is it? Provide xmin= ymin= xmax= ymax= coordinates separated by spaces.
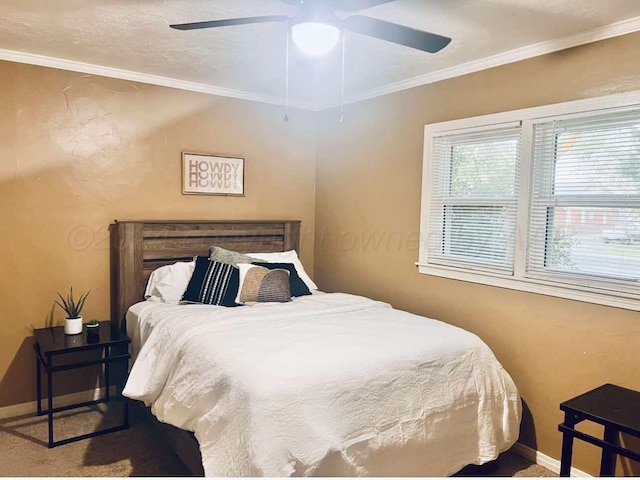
xmin=88 ymin=319 xmax=99 ymax=326
xmin=56 ymin=287 xmax=90 ymax=319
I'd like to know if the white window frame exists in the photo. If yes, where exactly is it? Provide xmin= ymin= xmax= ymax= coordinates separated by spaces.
xmin=426 ymin=121 xmax=522 ymax=275
xmin=418 ymin=90 xmax=640 ymax=312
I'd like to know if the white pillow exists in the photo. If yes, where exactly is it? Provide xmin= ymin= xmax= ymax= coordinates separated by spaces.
xmin=144 ymin=261 xmax=195 ymax=304
xmin=246 ymin=250 xmax=318 ymax=291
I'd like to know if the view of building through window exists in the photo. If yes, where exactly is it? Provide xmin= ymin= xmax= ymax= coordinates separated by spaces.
xmin=544 ymin=123 xmax=640 ymax=280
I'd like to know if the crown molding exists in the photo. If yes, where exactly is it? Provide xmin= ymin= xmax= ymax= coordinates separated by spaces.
xmin=332 ymin=14 xmax=640 ymax=109
xmin=1 ymin=14 xmax=639 ymax=112
xmin=0 ymin=48 xmax=320 ymax=111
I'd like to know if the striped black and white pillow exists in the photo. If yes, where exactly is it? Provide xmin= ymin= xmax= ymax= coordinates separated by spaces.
xmin=182 ymin=256 xmax=239 ymax=306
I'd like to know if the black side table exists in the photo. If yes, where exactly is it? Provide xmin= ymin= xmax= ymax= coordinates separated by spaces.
xmin=559 ymin=384 xmax=640 ymax=477
xmin=33 ymin=321 xmax=130 ymax=448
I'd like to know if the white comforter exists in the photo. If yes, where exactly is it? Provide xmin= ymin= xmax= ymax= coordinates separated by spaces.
xmin=123 ymin=293 xmax=521 ymax=477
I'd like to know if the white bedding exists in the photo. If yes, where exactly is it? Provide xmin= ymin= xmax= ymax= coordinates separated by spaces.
xmin=123 ymin=293 xmax=521 ymax=477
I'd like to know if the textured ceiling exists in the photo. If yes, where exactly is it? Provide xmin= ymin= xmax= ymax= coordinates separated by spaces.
xmin=1 ymin=0 xmax=639 ymax=108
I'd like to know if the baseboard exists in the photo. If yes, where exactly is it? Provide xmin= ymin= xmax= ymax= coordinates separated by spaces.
xmin=0 ymin=385 xmax=117 ymax=420
xmin=512 ymin=442 xmax=593 ymax=477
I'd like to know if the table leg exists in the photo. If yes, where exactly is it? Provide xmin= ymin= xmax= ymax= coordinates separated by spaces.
xmin=560 ymin=412 xmax=578 ymax=477
xmin=600 ymin=425 xmax=618 ymax=476
xmin=47 ymin=365 xmax=53 ymax=448
xmin=104 ymin=346 xmax=110 ymax=402
xmin=36 ymin=354 xmax=42 ymax=416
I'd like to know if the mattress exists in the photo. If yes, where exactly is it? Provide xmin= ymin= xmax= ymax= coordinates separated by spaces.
xmin=123 ymin=293 xmax=521 ymax=477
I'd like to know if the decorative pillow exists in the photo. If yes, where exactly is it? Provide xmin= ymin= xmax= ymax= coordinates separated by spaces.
xmin=209 ymin=246 xmax=264 ymax=268
xmin=182 ymin=257 xmax=239 ymax=307
xmin=246 ymin=250 xmax=318 ymax=291
xmin=237 ymin=264 xmax=291 ymax=303
xmin=252 ymin=262 xmax=311 ymax=298
xmin=144 ymin=261 xmax=195 ymax=304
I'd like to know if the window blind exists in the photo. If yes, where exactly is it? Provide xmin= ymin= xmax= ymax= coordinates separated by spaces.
xmin=426 ymin=124 xmax=521 ymax=273
xmin=527 ymin=108 xmax=640 ymax=293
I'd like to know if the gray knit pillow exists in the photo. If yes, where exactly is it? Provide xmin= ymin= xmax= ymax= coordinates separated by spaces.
xmin=209 ymin=246 xmax=264 ymax=268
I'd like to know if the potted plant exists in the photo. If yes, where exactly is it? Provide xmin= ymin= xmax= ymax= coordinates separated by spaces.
xmin=86 ymin=319 xmax=100 ymax=342
xmin=55 ymin=287 xmax=90 ymax=335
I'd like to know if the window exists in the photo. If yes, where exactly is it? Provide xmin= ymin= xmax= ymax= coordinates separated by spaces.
xmin=426 ymin=124 xmax=521 ymax=274
xmin=527 ymin=110 xmax=640 ymax=296
xmin=419 ymin=93 xmax=640 ymax=310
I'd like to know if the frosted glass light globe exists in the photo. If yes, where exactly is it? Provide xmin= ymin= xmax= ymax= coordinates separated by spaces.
xmin=291 ymin=22 xmax=341 ymax=56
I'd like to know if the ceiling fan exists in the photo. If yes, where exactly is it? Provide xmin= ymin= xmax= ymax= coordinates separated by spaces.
xmin=170 ymin=0 xmax=451 ymax=121
xmin=170 ymin=0 xmax=452 ymax=56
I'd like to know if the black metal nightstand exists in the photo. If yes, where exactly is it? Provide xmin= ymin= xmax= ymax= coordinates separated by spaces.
xmin=33 ymin=321 xmax=131 ymax=448
xmin=559 ymin=384 xmax=640 ymax=477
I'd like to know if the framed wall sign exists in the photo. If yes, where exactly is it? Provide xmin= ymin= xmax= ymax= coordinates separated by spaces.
xmin=182 ymin=152 xmax=245 ymax=196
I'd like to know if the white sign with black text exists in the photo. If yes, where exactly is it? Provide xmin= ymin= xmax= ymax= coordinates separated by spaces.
xmin=182 ymin=153 xmax=245 ymax=196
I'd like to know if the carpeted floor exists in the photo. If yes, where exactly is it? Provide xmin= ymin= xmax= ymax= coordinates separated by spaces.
xmin=0 ymin=401 xmax=554 ymax=477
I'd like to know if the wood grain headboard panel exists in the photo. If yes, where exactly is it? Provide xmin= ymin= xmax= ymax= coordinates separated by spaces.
xmin=110 ymin=220 xmax=301 ymax=327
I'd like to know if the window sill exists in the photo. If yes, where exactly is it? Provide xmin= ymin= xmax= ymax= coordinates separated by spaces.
xmin=416 ymin=263 xmax=640 ymax=312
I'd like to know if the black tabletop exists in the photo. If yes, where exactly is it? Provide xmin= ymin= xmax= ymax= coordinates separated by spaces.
xmin=561 ymin=383 xmax=640 ymax=435
xmin=33 ymin=321 xmax=129 ymax=356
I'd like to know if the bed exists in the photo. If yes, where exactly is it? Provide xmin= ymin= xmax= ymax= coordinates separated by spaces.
xmin=110 ymin=220 xmax=521 ymax=477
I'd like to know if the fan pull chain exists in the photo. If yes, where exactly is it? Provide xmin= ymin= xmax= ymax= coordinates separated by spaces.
xmin=284 ymin=28 xmax=290 ymax=122
xmin=340 ymin=30 xmax=346 ymax=123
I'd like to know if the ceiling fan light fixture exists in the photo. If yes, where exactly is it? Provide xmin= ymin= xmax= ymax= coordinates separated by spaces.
xmin=291 ymin=22 xmax=341 ymax=56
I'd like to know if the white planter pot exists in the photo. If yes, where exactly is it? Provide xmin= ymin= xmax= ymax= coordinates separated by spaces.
xmin=64 ymin=317 xmax=83 ymax=335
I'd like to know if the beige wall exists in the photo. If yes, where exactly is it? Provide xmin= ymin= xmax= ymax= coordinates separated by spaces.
xmin=315 ymin=32 xmax=640 ymax=476
xmin=0 ymin=61 xmax=317 ymax=408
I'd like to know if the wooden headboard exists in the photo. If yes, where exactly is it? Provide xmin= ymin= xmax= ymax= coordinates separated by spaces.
xmin=110 ymin=220 xmax=301 ymax=327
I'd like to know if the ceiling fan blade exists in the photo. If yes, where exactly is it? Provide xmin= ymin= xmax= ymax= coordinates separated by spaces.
xmin=343 ymin=15 xmax=451 ymax=53
xmin=337 ymin=0 xmax=396 ymax=12
xmin=170 ymin=15 xmax=291 ymax=31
